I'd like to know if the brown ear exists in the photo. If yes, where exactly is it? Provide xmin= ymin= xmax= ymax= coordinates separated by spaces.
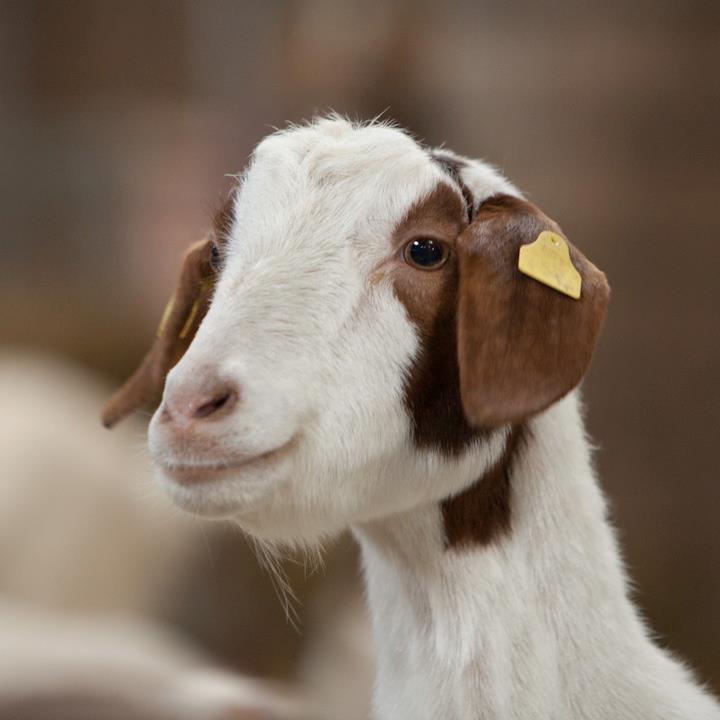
xmin=101 ymin=238 xmax=215 ymax=428
xmin=457 ymin=195 xmax=609 ymax=428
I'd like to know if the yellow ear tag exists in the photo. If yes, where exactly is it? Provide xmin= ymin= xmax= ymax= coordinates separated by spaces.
xmin=518 ymin=231 xmax=582 ymax=300
xmin=156 ymin=294 xmax=175 ymax=338
xmin=179 ymin=276 xmax=215 ymax=340
xmin=155 ymin=277 xmax=215 ymax=340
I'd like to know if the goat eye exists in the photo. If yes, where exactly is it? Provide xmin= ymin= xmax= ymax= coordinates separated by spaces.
xmin=404 ymin=238 xmax=448 ymax=270
xmin=209 ymin=242 xmax=222 ymax=272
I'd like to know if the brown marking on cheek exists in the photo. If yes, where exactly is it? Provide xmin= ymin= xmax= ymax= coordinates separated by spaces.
xmin=441 ymin=426 xmax=526 ymax=549
xmin=391 ymin=182 xmax=486 ymax=456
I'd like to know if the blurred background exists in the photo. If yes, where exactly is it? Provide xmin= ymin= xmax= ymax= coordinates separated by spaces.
xmin=1 ymin=0 xmax=718 ymax=716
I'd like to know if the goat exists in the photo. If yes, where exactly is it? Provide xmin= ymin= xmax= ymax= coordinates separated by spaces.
xmin=0 ymin=599 xmax=312 ymax=720
xmin=104 ymin=116 xmax=720 ymax=720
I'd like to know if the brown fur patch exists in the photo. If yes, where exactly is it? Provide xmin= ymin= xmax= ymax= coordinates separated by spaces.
xmin=390 ymin=182 xmax=510 ymax=548
xmin=392 ymin=187 xmax=608 ymax=548
xmin=390 ymin=182 xmax=487 ymax=456
xmin=441 ymin=426 xmax=525 ymax=549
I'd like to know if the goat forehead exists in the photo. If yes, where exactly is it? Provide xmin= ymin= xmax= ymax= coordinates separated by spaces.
xmin=253 ymin=119 xmax=427 ymax=177
xmin=229 ymin=122 xmax=448 ymax=270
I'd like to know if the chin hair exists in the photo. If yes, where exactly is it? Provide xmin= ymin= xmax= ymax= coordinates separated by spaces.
xmin=224 ymin=518 xmax=331 ymax=630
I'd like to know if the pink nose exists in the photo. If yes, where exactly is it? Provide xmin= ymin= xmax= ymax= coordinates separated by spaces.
xmin=160 ymin=380 xmax=239 ymax=425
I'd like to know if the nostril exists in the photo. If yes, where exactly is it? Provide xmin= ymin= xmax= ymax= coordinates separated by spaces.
xmin=160 ymin=379 xmax=240 ymax=424
xmin=192 ymin=388 xmax=238 ymax=420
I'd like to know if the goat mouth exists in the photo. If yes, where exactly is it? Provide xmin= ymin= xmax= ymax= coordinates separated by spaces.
xmin=159 ymin=438 xmax=297 ymax=486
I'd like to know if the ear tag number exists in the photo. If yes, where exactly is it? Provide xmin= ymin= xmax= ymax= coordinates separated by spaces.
xmin=518 ymin=231 xmax=582 ymax=300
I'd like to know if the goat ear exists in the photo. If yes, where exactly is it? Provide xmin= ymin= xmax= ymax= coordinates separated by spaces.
xmin=101 ymin=237 xmax=215 ymax=428
xmin=457 ymin=195 xmax=609 ymax=428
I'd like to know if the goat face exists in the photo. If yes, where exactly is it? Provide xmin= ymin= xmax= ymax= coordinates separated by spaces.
xmin=104 ymin=117 xmax=609 ymax=543
xmin=151 ymin=119 xmax=470 ymax=541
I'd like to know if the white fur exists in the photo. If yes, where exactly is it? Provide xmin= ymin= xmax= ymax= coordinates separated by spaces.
xmin=357 ymin=394 xmax=719 ymax=719
xmin=148 ymin=116 xmax=720 ymax=719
